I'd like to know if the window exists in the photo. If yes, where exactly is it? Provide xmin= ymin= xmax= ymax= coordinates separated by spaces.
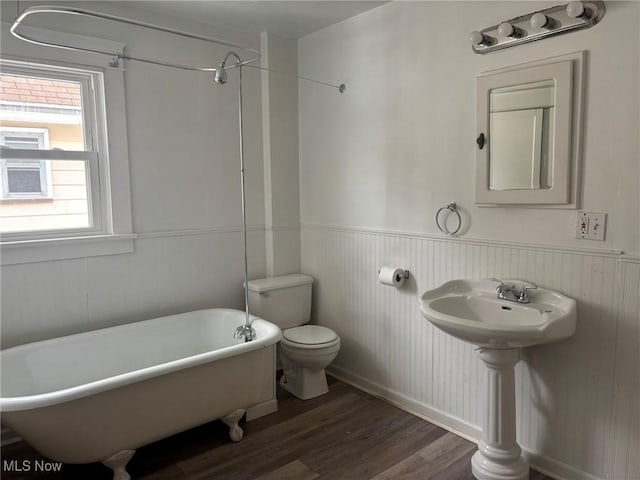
xmin=1 ymin=128 xmax=52 ymax=199
xmin=0 ymin=45 xmax=133 ymax=264
xmin=0 ymin=63 xmax=98 ymax=235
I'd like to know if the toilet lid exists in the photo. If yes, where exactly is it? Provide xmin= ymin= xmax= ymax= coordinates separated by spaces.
xmin=284 ymin=325 xmax=338 ymax=345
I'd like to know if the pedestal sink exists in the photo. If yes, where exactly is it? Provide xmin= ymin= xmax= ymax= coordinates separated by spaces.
xmin=420 ymin=279 xmax=576 ymax=480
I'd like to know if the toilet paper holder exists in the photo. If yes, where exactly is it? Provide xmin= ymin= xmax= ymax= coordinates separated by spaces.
xmin=378 ymin=268 xmax=410 ymax=279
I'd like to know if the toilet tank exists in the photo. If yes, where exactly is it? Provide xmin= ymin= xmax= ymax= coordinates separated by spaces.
xmin=246 ymin=274 xmax=313 ymax=330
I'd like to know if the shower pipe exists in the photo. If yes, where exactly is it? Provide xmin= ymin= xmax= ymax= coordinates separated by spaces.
xmin=10 ymin=4 xmax=346 ymax=341
xmin=213 ymin=52 xmax=256 ymax=342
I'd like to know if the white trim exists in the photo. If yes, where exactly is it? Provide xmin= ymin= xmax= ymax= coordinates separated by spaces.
xmin=265 ymin=224 xmax=300 ymax=232
xmin=1 ymin=234 xmax=136 ymax=265
xmin=619 ymin=255 xmax=640 ymax=265
xmin=136 ymin=225 xmax=267 ymax=240
xmin=301 ymin=223 xmax=624 ymax=257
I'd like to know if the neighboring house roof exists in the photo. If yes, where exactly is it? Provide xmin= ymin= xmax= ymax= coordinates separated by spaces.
xmin=0 ymin=74 xmax=81 ymax=107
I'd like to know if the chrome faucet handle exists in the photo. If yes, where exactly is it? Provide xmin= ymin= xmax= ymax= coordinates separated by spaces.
xmin=234 ymin=324 xmax=256 ymax=342
xmin=517 ymin=283 xmax=538 ymax=303
xmin=490 ymin=278 xmax=509 ymax=293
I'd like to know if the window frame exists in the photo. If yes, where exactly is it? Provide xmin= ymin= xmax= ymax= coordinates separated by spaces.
xmin=0 ymin=25 xmax=134 ymax=265
xmin=0 ymin=60 xmax=106 ymax=241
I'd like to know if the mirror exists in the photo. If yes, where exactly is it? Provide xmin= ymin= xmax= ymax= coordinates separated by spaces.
xmin=475 ymin=52 xmax=584 ymax=207
xmin=489 ymin=79 xmax=554 ymax=191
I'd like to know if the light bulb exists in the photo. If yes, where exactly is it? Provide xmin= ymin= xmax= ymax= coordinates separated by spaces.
xmin=497 ymin=22 xmax=515 ymax=38
xmin=566 ymin=1 xmax=586 ymax=18
xmin=469 ymin=31 xmax=485 ymax=46
xmin=530 ymin=12 xmax=549 ymax=29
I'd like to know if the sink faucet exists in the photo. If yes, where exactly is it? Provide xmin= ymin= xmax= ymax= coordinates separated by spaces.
xmin=490 ymin=278 xmax=537 ymax=304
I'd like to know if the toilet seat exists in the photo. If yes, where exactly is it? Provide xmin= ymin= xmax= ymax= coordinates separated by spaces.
xmin=282 ymin=325 xmax=339 ymax=349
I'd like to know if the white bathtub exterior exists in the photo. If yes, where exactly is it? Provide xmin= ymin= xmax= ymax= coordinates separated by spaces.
xmin=0 ymin=308 xmax=281 ymax=464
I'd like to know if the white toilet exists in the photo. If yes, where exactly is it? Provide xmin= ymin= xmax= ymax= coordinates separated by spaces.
xmin=246 ymin=274 xmax=340 ymax=400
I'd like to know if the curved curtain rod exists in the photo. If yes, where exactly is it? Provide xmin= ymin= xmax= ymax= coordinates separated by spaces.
xmin=10 ymin=5 xmax=261 ymax=72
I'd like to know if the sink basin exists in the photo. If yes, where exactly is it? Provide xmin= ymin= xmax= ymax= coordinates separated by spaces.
xmin=420 ymin=279 xmax=576 ymax=348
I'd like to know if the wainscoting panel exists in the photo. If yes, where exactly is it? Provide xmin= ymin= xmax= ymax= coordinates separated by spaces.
xmin=301 ymin=225 xmax=638 ymax=480
xmin=607 ymin=260 xmax=640 ymax=480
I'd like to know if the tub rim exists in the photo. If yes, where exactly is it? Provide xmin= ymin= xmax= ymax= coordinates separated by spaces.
xmin=0 ymin=308 xmax=281 ymax=412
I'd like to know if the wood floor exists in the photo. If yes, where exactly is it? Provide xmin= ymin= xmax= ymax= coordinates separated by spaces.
xmin=1 ymin=377 xmax=553 ymax=480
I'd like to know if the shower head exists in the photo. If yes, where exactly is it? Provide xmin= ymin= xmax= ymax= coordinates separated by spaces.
xmin=214 ymin=63 xmax=227 ymax=85
xmin=213 ymin=51 xmax=241 ymax=86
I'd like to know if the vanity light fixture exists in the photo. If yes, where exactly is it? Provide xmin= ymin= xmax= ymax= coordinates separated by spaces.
xmin=469 ymin=0 xmax=605 ymax=54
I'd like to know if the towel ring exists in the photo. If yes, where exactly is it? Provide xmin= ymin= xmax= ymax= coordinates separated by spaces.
xmin=435 ymin=202 xmax=462 ymax=236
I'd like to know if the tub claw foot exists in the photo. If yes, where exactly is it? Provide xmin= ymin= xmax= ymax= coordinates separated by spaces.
xmin=221 ymin=408 xmax=245 ymax=442
xmin=103 ymin=450 xmax=135 ymax=480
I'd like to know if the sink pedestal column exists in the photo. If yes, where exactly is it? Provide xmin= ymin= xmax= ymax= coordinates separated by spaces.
xmin=472 ymin=348 xmax=529 ymax=480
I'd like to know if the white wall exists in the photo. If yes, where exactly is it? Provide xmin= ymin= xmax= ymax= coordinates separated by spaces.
xmin=299 ymin=1 xmax=639 ymax=255
xmin=299 ymin=2 xmax=639 ymax=479
xmin=0 ymin=1 xmax=268 ymax=347
xmin=261 ymin=32 xmax=301 ymax=276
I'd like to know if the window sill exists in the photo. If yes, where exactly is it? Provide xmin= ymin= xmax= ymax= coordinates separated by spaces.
xmin=0 ymin=234 xmax=136 ymax=265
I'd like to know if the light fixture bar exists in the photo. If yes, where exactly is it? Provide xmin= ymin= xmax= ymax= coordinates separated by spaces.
xmin=469 ymin=1 xmax=605 ymax=54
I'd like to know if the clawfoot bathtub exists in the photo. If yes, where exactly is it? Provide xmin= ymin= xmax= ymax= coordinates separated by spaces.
xmin=1 ymin=309 xmax=281 ymax=479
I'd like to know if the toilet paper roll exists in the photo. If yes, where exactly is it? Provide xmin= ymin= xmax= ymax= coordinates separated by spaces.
xmin=379 ymin=266 xmax=406 ymax=288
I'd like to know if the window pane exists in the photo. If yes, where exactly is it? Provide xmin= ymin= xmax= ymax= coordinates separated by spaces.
xmin=3 ymin=136 xmax=41 ymax=149
xmin=0 ymin=159 xmax=90 ymax=233
xmin=7 ymin=168 xmax=42 ymax=193
xmin=0 ymin=73 xmax=86 ymax=151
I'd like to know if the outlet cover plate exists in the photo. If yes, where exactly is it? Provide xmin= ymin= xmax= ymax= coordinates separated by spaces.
xmin=576 ymin=212 xmax=607 ymax=241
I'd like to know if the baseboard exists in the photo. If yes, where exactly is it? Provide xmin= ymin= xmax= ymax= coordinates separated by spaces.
xmin=523 ymin=452 xmax=603 ymax=480
xmin=327 ymin=366 xmax=481 ymax=442
xmin=328 ymin=365 xmax=603 ymax=480
xmin=246 ymin=398 xmax=278 ymax=421
xmin=1 ymin=427 xmax=21 ymax=447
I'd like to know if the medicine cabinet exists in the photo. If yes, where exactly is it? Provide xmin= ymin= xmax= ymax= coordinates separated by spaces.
xmin=475 ymin=52 xmax=584 ymax=207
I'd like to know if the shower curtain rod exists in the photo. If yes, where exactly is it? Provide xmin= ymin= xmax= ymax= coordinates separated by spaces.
xmin=11 ymin=5 xmax=261 ymax=71
xmin=10 ymin=5 xmax=346 ymax=92
xmin=244 ymin=64 xmax=346 ymax=93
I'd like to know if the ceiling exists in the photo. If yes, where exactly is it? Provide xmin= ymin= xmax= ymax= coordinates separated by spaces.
xmin=117 ymin=1 xmax=387 ymax=39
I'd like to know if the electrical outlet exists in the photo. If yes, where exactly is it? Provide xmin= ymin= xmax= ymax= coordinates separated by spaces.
xmin=576 ymin=212 xmax=607 ymax=241
xmin=577 ymin=214 xmax=589 ymax=236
